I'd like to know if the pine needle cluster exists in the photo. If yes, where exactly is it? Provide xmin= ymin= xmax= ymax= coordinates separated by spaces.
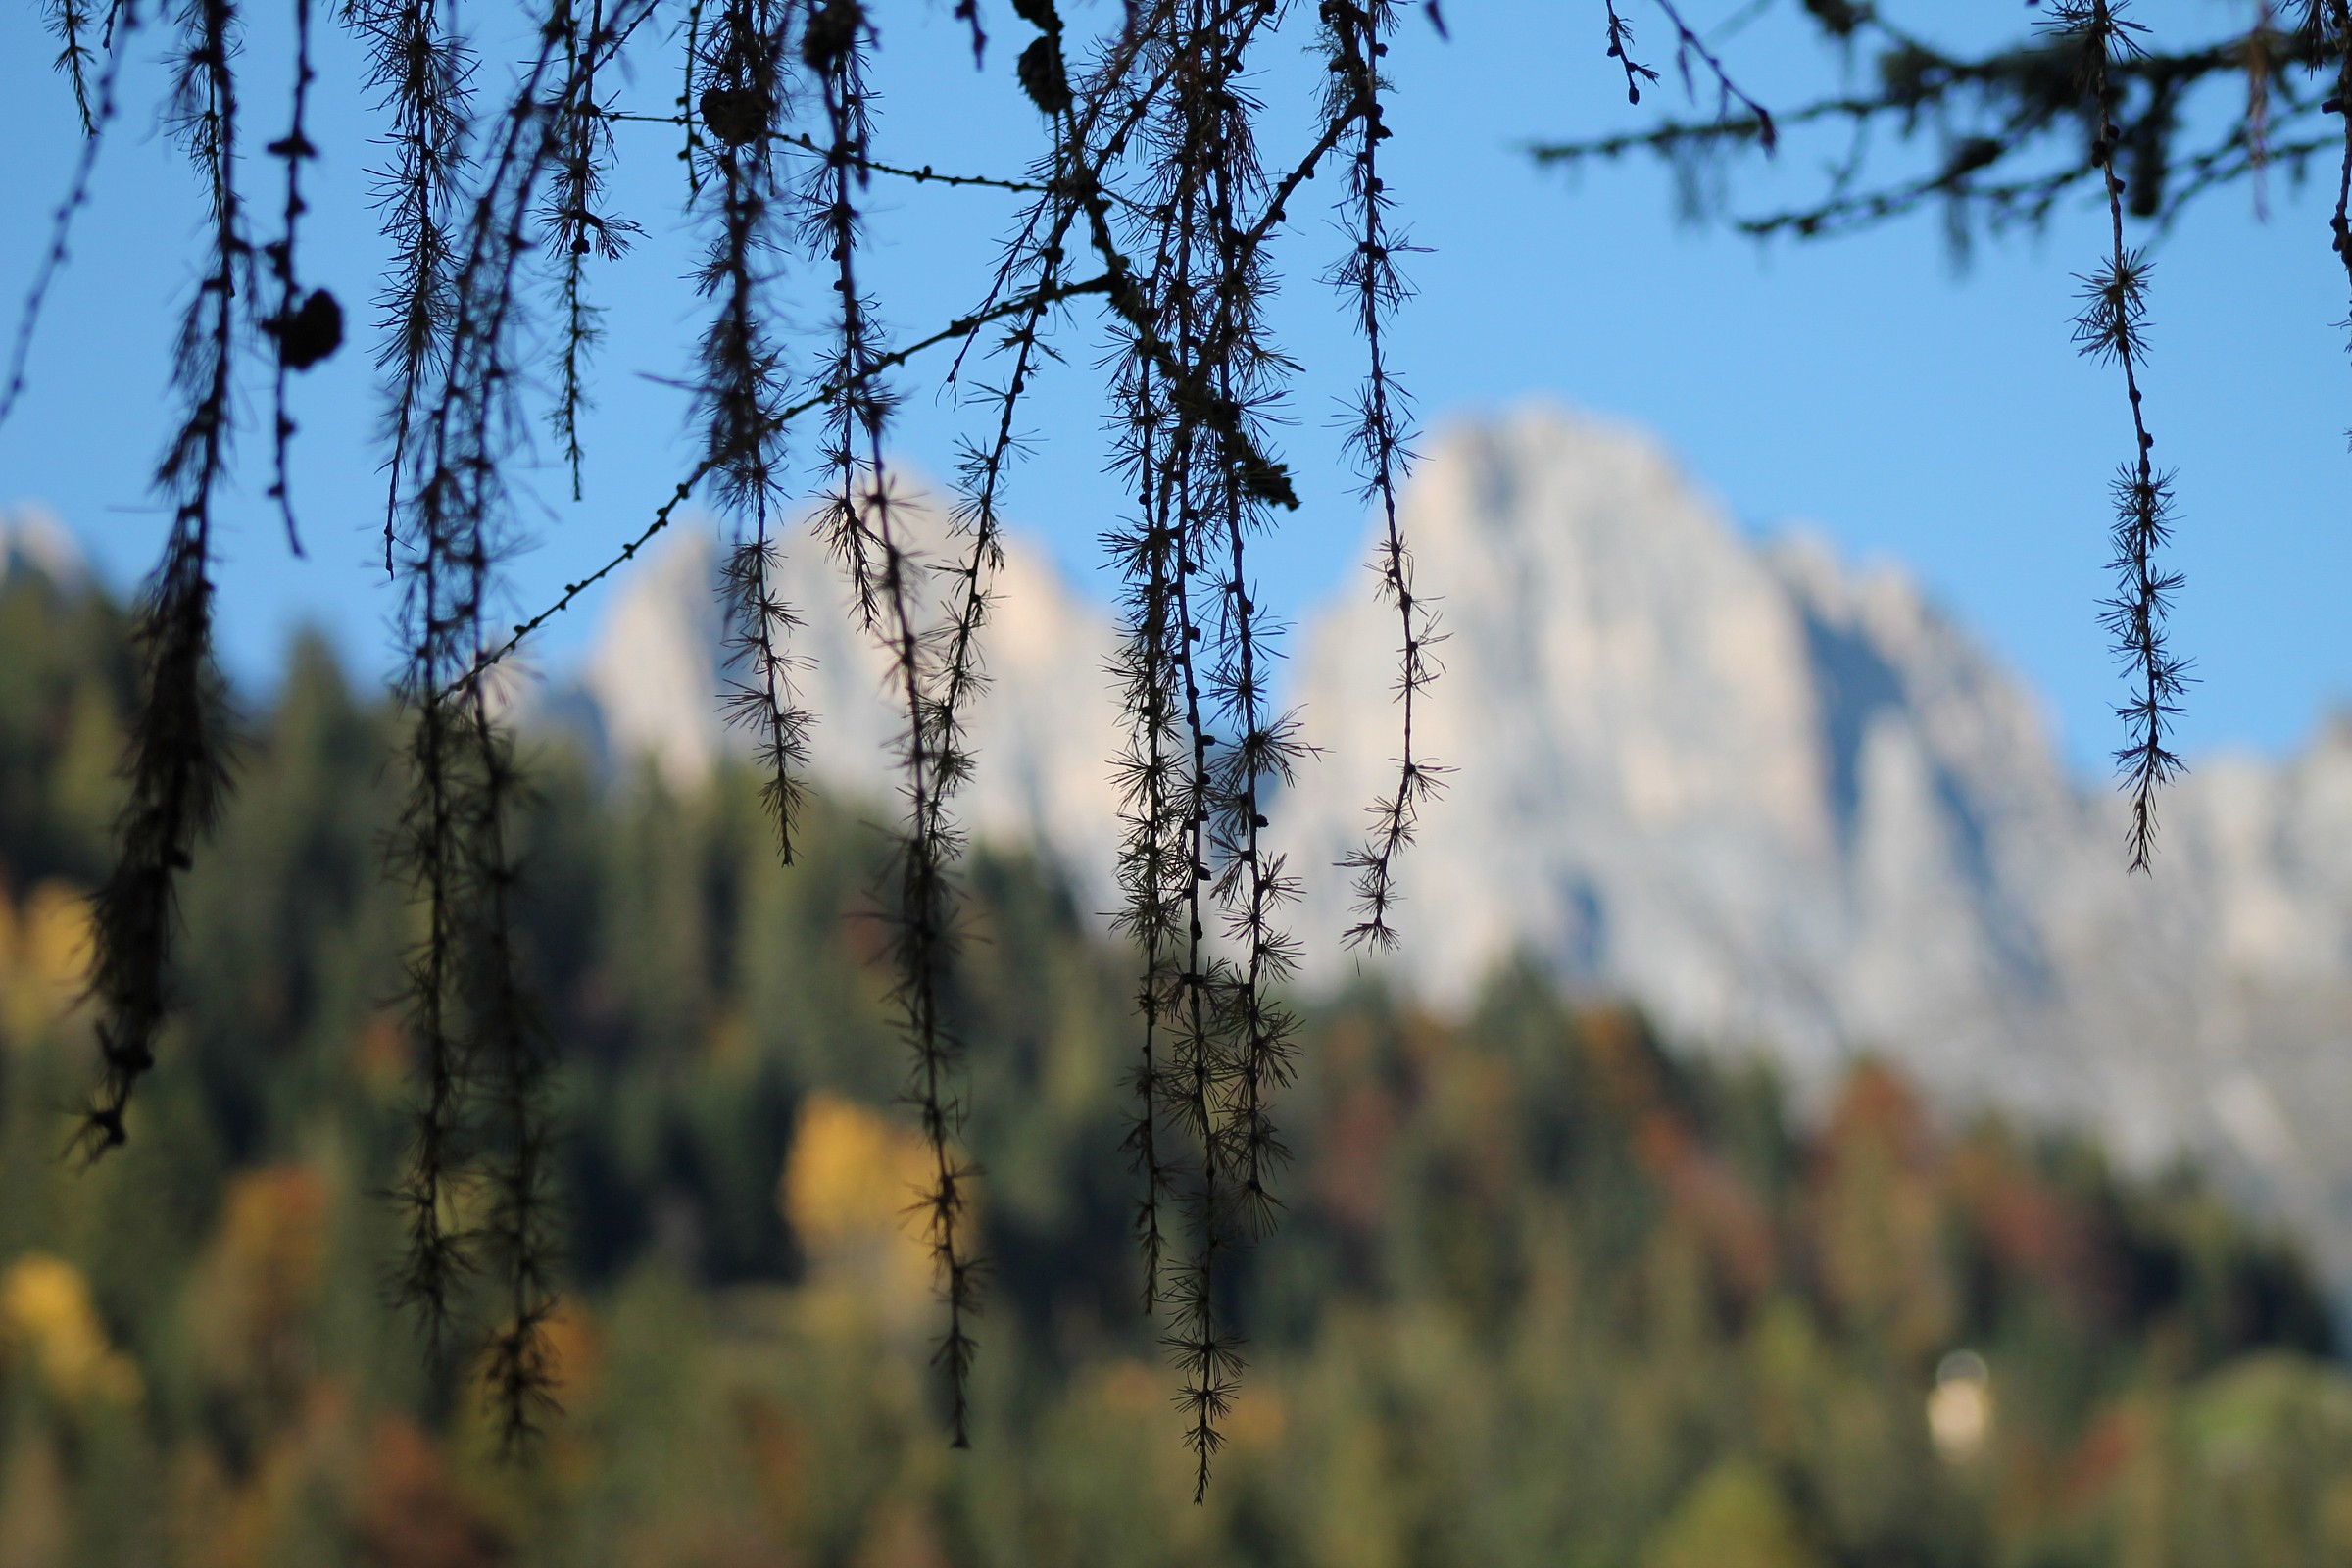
xmin=14 ymin=0 xmax=1427 ymax=1473
xmin=1528 ymin=3 xmax=2352 ymax=861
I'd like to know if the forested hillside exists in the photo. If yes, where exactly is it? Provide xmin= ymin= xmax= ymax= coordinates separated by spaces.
xmin=5 ymin=561 xmax=2352 ymax=1567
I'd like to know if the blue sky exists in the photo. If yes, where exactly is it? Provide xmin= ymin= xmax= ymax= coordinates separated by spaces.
xmin=1 ymin=0 xmax=2344 ymax=778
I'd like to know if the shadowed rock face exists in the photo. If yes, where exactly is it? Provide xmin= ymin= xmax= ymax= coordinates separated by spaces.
xmin=562 ymin=411 xmax=2352 ymax=1295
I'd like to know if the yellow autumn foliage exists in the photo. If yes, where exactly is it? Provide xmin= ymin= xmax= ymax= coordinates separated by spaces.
xmin=189 ymin=1167 xmax=330 ymax=1388
xmin=0 ymin=881 xmax=93 ymax=1043
xmin=783 ymin=1094 xmax=932 ymax=1247
xmin=780 ymin=1094 xmax=934 ymax=1311
xmin=0 ymin=1253 xmax=142 ymax=1406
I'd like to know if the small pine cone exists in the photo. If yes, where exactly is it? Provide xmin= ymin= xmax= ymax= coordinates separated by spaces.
xmin=699 ymin=86 xmax=771 ymax=148
xmin=270 ymin=288 xmax=344 ymax=371
xmin=1018 ymin=36 xmax=1071 ymax=115
xmin=801 ymin=0 xmax=863 ymax=68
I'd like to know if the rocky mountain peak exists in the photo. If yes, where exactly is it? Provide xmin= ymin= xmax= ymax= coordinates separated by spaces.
xmin=0 ymin=505 xmax=86 ymax=591
xmin=559 ymin=407 xmax=2352 ymax=1295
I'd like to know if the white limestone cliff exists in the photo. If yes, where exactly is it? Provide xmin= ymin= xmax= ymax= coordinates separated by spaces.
xmin=560 ymin=409 xmax=2352 ymax=1288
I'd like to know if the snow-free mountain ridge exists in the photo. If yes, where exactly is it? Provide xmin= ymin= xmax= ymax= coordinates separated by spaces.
xmin=560 ymin=408 xmax=2352 ymax=1293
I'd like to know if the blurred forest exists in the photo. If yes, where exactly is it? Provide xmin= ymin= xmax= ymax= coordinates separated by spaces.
xmin=7 ymin=556 xmax=2352 ymax=1568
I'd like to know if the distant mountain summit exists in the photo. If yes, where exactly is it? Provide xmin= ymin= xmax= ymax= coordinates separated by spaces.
xmin=1290 ymin=407 xmax=2352 ymax=1282
xmin=550 ymin=490 xmax=1128 ymax=915
xmin=561 ymin=410 xmax=2352 ymax=1291
xmin=1289 ymin=407 xmax=2086 ymax=1092
xmin=0 ymin=505 xmax=86 ymax=590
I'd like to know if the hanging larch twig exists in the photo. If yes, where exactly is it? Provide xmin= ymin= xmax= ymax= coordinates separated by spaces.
xmin=78 ymin=0 xmax=246 ymax=1164
xmin=2059 ymin=0 xmax=2188 ymax=870
xmin=1326 ymin=0 xmax=1442 ymax=955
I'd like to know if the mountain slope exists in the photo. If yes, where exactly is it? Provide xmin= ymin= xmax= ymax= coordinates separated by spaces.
xmin=560 ymin=410 xmax=2352 ymax=1288
xmin=1287 ymin=406 xmax=2352 ymax=1281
